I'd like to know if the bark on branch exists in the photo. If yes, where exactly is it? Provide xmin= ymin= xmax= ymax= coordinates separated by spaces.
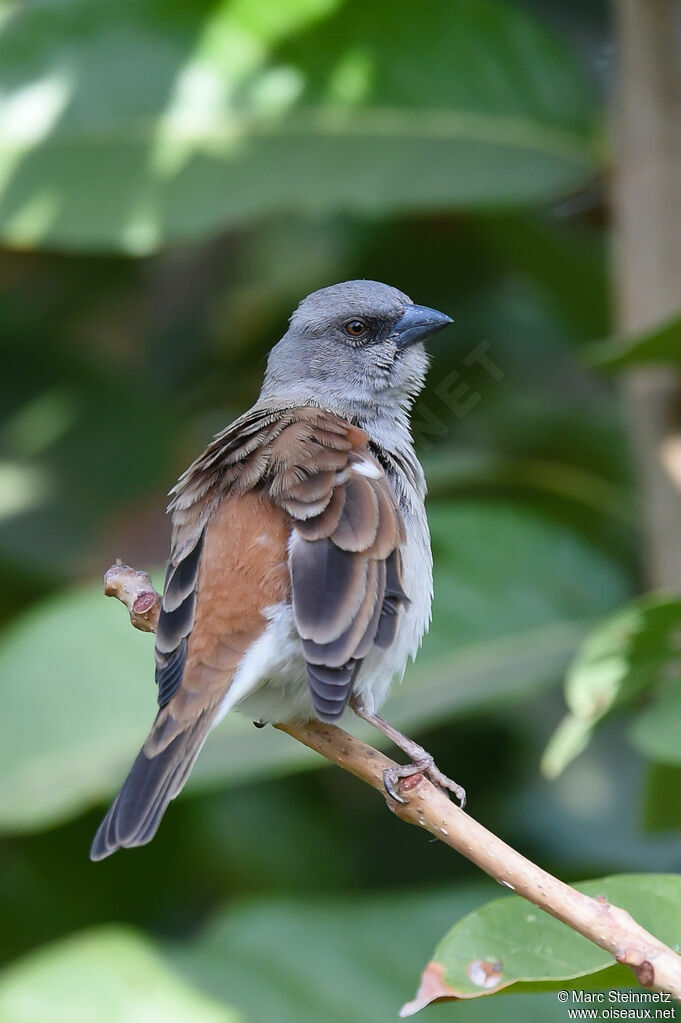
xmin=104 ymin=560 xmax=681 ymax=1006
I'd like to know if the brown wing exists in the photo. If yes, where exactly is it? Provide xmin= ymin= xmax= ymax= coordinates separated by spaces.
xmin=91 ymin=489 xmax=290 ymax=859
xmin=152 ymin=489 xmax=290 ymax=741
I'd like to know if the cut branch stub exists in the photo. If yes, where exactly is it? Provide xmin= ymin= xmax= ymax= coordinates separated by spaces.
xmin=103 ymin=559 xmax=161 ymax=632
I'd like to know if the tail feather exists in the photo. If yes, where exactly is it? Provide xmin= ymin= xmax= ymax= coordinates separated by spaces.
xmin=90 ymin=713 xmax=211 ymax=861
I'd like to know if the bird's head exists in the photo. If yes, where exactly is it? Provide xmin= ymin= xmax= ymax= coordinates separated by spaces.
xmin=261 ymin=280 xmax=452 ymax=420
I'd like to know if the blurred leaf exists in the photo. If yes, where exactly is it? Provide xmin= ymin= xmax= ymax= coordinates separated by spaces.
xmin=0 ymin=583 xmax=168 ymax=830
xmin=587 ymin=312 xmax=681 ymax=369
xmin=542 ymin=594 xmax=681 ymax=777
xmin=0 ymin=580 xmax=313 ymax=832
xmin=0 ymin=0 xmax=597 ymax=253
xmin=0 ymin=500 xmax=629 ymax=832
xmin=539 ymin=712 xmax=595 ymax=781
xmin=170 ymin=884 xmax=577 ymax=1023
xmin=0 ymin=355 xmax=174 ymax=577
xmin=499 ymin=712 xmax=681 ymax=875
xmin=643 ymin=763 xmax=681 ymax=833
xmin=0 ymin=926 xmax=243 ymax=1023
xmin=403 ymin=874 xmax=681 ymax=1012
xmin=424 ymin=450 xmax=632 ymax=524
xmin=630 ymin=675 xmax=681 ymax=767
xmin=0 ymin=461 xmax=51 ymax=521
xmin=474 ymin=213 xmax=609 ymax=341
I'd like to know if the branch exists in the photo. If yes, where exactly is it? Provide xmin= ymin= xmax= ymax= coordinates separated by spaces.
xmin=105 ymin=560 xmax=681 ymax=1005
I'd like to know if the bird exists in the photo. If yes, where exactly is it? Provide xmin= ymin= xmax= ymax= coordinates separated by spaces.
xmin=90 ymin=279 xmax=465 ymax=860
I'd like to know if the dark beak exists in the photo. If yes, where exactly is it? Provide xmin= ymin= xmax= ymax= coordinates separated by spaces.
xmin=393 ymin=304 xmax=453 ymax=348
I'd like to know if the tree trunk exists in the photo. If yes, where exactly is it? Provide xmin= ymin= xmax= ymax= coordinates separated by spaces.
xmin=612 ymin=0 xmax=681 ymax=588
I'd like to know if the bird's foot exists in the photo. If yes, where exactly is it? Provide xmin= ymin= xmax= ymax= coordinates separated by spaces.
xmin=383 ymin=753 xmax=466 ymax=808
xmin=349 ymin=699 xmax=466 ymax=808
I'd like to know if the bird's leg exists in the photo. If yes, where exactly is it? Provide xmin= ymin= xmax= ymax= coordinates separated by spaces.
xmin=350 ymin=698 xmax=466 ymax=808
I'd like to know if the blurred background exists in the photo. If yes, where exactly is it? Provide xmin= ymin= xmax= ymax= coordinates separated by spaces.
xmin=1 ymin=0 xmax=680 ymax=1020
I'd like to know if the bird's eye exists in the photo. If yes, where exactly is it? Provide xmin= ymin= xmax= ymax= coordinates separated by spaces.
xmin=344 ymin=319 xmax=368 ymax=338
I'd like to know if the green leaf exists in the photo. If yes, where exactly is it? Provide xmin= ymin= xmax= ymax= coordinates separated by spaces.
xmin=643 ymin=763 xmax=681 ymax=832
xmin=402 ymin=874 xmax=681 ymax=1012
xmin=423 ymin=450 xmax=633 ymax=524
xmin=542 ymin=594 xmax=681 ymax=778
xmin=0 ymin=579 xmax=307 ymax=832
xmin=630 ymin=676 xmax=681 ymax=766
xmin=0 ymin=0 xmax=598 ymax=253
xmin=0 ymin=500 xmax=629 ymax=832
xmin=587 ymin=312 xmax=681 ymax=369
xmin=171 ymin=884 xmax=569 ymax=1023
xmin=0 ymin=926 xmax=243 ymax=1023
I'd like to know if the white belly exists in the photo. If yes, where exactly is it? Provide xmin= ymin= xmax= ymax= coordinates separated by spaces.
xmin=215 ymin=494 xmax=433 ymax=726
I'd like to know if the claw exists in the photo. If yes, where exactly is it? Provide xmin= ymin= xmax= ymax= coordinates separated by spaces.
xmin=431 ymin=771 xmax=466 ymax=808
xmin=382 ymin=760 xmax=466 ymax=808
xmin=383 ymin=767 xmax=408 ymax=804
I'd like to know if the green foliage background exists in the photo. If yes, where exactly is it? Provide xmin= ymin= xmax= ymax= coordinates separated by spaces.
xmin=0 ymin=0 xmax=679 ymax=1019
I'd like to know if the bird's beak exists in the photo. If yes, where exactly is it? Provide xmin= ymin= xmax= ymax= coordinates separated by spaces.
xmin=393 ymin=304 xmax=453 ymax=348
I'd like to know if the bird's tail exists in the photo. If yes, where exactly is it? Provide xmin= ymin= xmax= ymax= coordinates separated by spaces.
xmin=89 ymin=709 xmax=213 ymax=861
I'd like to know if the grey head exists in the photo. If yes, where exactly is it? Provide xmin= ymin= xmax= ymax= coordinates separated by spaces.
xmin=260 ymin=280 xmax=452 ymax=426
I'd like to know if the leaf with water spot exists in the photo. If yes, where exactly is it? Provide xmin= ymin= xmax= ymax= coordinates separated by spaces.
xmin=401 ymin=874 xmax=681 ymax=1014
